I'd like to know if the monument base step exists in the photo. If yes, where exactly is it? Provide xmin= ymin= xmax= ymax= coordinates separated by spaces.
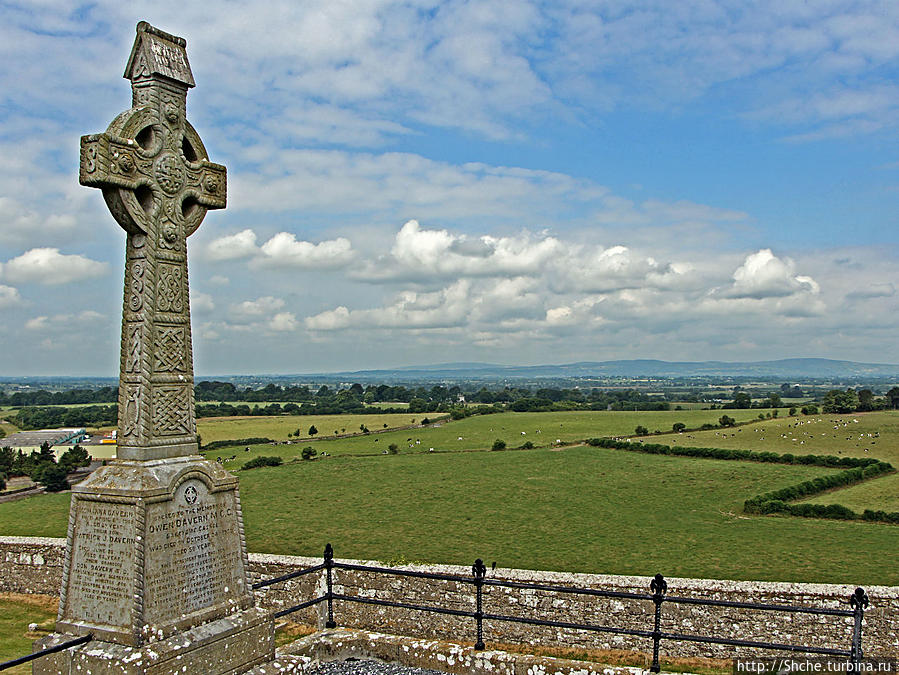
xmin=32 ymin=606 xmax=274 ymax=674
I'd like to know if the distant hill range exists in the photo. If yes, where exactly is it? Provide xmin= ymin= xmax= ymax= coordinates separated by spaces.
xmin=326 ymin=358 xmax=899 ymax=380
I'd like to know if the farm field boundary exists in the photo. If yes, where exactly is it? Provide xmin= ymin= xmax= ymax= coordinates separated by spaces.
xmin=587 ymin=439 xmax=898 ymax=524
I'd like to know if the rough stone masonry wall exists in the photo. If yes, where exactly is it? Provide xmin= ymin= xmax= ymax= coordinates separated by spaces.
xmin=3 ymin=536 xmax=897 ymax=659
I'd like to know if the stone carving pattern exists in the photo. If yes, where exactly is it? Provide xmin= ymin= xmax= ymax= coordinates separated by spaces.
xmin=132 ymin=501 xmax=146 ymax=638
xmin=123 ymin=386 xmax=141 ymax=437
xmin=152 ymin=386 xmax=190 ymax=435
xmin=154 ymin=327 xmax=185 ymax=372
xmin=125 ymin=324 xmax=142 ymax=373
xmin=156 ymin=264 xmax=183 ymax=313
xmin=129 ymin=262 xmax=145 ymax=312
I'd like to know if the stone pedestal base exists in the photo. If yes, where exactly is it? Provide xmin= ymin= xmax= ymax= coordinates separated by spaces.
xmin=33 ymin=607 xmax=274 ymax=674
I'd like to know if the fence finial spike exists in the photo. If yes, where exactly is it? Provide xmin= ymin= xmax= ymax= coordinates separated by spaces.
xmin=651 ymin=573 xmax=667 ymax=596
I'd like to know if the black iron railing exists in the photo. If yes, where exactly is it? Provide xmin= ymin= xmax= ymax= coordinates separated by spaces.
xmin=3 ymin=545 xmax=869 ymax=672
xmin=257 ymin=544 xmax=869 ymax=673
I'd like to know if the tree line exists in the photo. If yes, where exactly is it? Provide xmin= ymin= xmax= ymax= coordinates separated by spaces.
xmin=0 ymin=442 xmax=91 ymax=492
xmin=4 ymin=383 xmax=899 ymax=431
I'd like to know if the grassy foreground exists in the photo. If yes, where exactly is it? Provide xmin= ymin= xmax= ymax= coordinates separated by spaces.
xmin=4 ymin=445 xmax=896 ymax=584
xmin=0 ymin=594 xmax=56 ymax=674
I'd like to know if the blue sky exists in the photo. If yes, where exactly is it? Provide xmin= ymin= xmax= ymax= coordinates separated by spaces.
xmin=1 ymin=1 xmax=898 ymax=376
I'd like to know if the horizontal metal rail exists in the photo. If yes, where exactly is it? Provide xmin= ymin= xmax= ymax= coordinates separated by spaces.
xmin=334 ymin=561 xmax=475 ymax=584
xmin=253 ymin=562 xmax=326 ymax=589
xmin=0 ymin=634 xmax=92 ymax=671
xmin=333 ymin=593 xmax=477 ymax=619
xmin=485 ymin=577 xmax=653 ymax=601
xmin=663 ymin=593 xmax=854 ymax=616
xmin=247 ymin=544 xmax=871 ymax=672
xmin=273 ymin=595 xmax=327 ymax=618
xmin=659 ymin=630 xmax=852 ymax=656
xmin=483 ymin=611 xmax=657 ymax=639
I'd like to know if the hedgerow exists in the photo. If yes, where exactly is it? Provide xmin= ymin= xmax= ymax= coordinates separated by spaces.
xmin=203 ymin=437 xmax=275 ymax=451
xmin=586 ymin=438 xmax=898 ymax=525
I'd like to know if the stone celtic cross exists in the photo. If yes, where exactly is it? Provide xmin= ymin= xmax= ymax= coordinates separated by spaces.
xmin=80 ymin=22 xmax=226 ymax=460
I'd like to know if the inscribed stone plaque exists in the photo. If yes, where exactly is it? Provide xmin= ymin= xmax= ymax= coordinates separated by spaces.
xmin=61 ymin=500 xmax=136 ymax=629
xmin=143 ymin=478 xmax=247 ymax=626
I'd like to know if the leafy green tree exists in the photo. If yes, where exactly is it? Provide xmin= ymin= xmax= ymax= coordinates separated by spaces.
xmin=59 ymin=445 xmax=91 ymax=473
xmin=301 ymin=447 xmax=317 ymax=460
xmin=732 ymin=392 xmax=752 ymax=409
xmin=672 ymin=422 xmax=686 ymax=432
xmin=719 ymin=414 xmax=736 ymax=427
xmin=308 ymin=425 xmax=318 ymax=436
xmin=789 ymin=407 xmax=797 ymax=416
xmin=857 ymin=389 xmax=876 ymax=412
xmin=387 ymin=443 xmax=399 ymax=454
xmin=821 ymin=389 xmax=859 ymax=414
xmin=35 ymin=464 xmax=69 ymax=492
xmin=37 ymin=441 xmax=56 ymax=463
xmin=491 ymin=439 xmax=506 ymax=451
xmin=0 ymin=446 xmax=14 ymax=474
xmin=634 ymin=425 xmax=649 ymax=436
xmin=887 ymin=387 xmax=899 ymax=410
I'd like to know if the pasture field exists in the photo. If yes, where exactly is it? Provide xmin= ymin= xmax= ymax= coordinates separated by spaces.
xmin=801 ymin=473 xmax=899 ymax=512
xmin=196 ymin=413 xmax=429 ymax=444
xmin=1 ymin=446 xmax=896 ymax=584
xmin=200 ymin=408 xmax=776 ymax=466
xmin=0 ymin=594 xmax=56 ymax=675
xmin=666 ymin=411 xmax=899 ymax=466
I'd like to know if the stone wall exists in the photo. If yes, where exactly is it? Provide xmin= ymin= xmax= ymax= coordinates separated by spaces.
xmin=3 ymin=536 xmax=896 ymax=659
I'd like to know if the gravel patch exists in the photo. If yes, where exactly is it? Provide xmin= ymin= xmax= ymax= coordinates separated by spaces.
xmin=307 ymin=660 xmax=448 ymax=675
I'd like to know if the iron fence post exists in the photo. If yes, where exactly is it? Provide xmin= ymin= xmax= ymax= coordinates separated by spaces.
xmin=849 ymin=587 xmax=868 ymax=666
xmin=473 ymin=558 xmax=487 ymax=650
xmin=324 ymin=543 xmax=336 ymax=628
xmin=650 ymin=573 xmax=668 ymax=673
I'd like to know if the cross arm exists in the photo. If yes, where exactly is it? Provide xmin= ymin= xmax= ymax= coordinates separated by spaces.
xmin=193 ymin=161 xmax=227 ymax=210
xmin=80 ymin=133 xmax=142 ymax=190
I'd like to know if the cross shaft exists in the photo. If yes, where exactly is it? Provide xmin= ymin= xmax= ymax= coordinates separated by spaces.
xmin=79 ymin=22 xmax=226 ymax=460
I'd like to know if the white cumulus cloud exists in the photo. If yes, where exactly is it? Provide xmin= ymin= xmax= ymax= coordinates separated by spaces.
xmin=259 ymin=232 xmax=355 ymax=268
xmin=229 ymin=296 xmax=287 ymax=322
xmin=206 ymin=229 xmax=259 ymax=261
xmin=306 ymin=280 xmax=471 ymax=331
xmin=3 ymin=248 xmax=107 ymax=285
xmin=722 ymin=249 xmax=820 ymax=299
xmin=0 ymin=285 xmax=23 ymax=309
xmin=269 ymin=312 xmax=299 ymax=332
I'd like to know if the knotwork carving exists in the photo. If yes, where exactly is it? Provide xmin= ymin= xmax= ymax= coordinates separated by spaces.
xmin=156 ymin=264 xmax=183 ymax=313
xmin=154 ymin=327 xmax=185 ymax=372
xmin=154 ymin=153 xmax=185 ymax=194
xmin=152 ymin=386 xmax=191 ymax=435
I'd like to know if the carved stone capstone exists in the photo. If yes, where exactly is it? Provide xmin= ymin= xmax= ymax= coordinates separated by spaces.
xmin=80 ymin=21 xmax=226 ymax=461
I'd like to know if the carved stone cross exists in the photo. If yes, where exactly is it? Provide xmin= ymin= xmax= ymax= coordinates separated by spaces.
xmin=80 ymin=22 xmax=226 ymax=460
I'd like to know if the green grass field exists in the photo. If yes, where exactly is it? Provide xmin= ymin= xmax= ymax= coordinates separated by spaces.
xmin=801 ymin=473 xmax=899 ymax=512
xmin=0 ymin=594 xmax=56 ymax=675
xmin=199 ymin=409 xmax=778 ymax=466
xmin=2 ymin=445 xmax=896 ymax=584
xmin=666 ymin=411 xmax=899 ymax=463
xmin=197 ymin=413 xmax=431 ymax=444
